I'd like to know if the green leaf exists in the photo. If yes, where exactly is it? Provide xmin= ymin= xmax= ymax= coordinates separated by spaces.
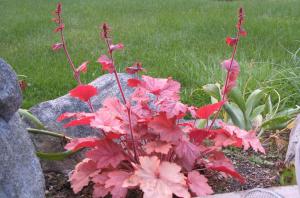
xmin=223 ymin=103 xmax=246 ymax=129
xmin=277 ymin=107 xmax=300 ymax=117
xmin=36 ymin=149 xmax=82 ymax=161
xmin=18 ymin=109 xmax=45 ymax=130
xmin=262 ymin=115 xmax=292 ymax=130
xmin=250 ymin=104 xmax=265 ymax=120
xmin=245 ymin=89 xmax=265 ymax=117
xmin=228 ymin=87 xmax=246 ymax=112
xmin=202 ymin=83 xmax=221 ymax=101
xmin=264 ymin=95 xmax=273 ymax=117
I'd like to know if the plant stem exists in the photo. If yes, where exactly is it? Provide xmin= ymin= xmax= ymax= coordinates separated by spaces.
xmin=208 ymin=12 xmax=242 ymax=131
xmin=27 ymin=128 xmax=72 ymax=141
xmin=103 ymin=36 xmax=139 ymax=163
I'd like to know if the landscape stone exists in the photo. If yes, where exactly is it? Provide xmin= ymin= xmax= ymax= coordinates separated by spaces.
xmin=0 ymin=59 xmax=45 ymax=198
xmin=0 ymin=59 xmax=22 ymax=122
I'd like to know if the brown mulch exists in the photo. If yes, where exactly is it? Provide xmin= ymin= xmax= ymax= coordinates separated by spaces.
xmin=45 ymin=130 xmax=289 ymax=197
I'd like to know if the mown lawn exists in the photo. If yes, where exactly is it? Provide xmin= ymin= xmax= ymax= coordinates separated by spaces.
xmin=0 ymin=0 xmax=299 ymax=108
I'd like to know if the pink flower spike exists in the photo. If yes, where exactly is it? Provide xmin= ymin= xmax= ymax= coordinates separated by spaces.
xmin=109 ymin=43 xmax=124 ymax=52
xmin=226 ymin=37 xmax=238 ymax=47
xmin=55 ymin=2 xmax=62 ymax=15
xmin=52 ymin=43 xmax=63 ymax=51
xmin=240 ymin=27 xmax=247 ymax=37
xmin=97 ymin=55 xmax=115 ymax=73
xmin=76 ymin=61 xmax=88 ymax=74
xmin=54 ymin=24 xmax=64 ymax=32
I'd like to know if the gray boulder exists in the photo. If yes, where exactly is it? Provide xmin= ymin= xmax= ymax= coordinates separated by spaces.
xmin=0 ymin=59 xmax=45 ymax=198
xmin=0 ymin=59 xmax=22 ymax=122
xmin=28 ymin=73 xmax=134 ymax=173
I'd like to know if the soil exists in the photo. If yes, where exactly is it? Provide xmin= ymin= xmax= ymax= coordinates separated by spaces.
xmin=45 ymin=130 xmax=290 ymax=197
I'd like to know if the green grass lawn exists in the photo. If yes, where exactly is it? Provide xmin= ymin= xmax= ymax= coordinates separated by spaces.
xmin=0 ymin=0 xmax=299 ymax=108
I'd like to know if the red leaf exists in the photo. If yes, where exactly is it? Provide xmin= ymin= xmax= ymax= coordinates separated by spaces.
xmin=76 ymin=61 xmax=88 ymax=74
xmin=57 ymin=112 xmax=77 ymax=121
xmin=70 ymin=159 xmax=100 ymax=193
xmin=86 ymin=139 xmax=126 ymax=168
xmin=97 ymin=55 xmax=114 ymax=73
xmin=196 ymin=100 xmax=225 ymax=119
xmin=125 ymin=62 xmax=146 ymax=74
xmin=206 ymin=151 xmax=245 ymax=183
xmin=127 ymin=78 xmax=141 ymax=87
xmin=189 ymin=129 xmax=210 ymax=144
xmin=64 ymin=137 xmax=101 ymax=151
xmin=109 ymin=43 xmax=124 ymax=52
xmin=226 ymin=37 xmax=238 ymax=46
xmin=54 ymin=24 xmax=64 ymax=32
xmin=64 ymin=116 xmax=93 ymax=128
xmin=69 ymin=84 xmax=98 ymax=102
xmin=52 ymin=43 xmax=63 ymax=51
xmin=188 ymin=171 xmax=213 ymax=196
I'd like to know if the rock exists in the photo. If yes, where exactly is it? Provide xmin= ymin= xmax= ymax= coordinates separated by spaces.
xmin=0 ymin=58 xmax=45 ymax=198
xmin=0 ymin=114 xmax=45 ymax=198
xmin=28 ymin=73 xmax=134 ymax=173
xmin=0 ymin=59 xmax=22 ymax=122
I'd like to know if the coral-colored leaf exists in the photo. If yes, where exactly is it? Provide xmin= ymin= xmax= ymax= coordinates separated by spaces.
xmin=86 ymin=139 xmax=126 ymax=168
xmin=70 ymin=159 xmax=100 ymax=193
xmin=196 ymin=100 xmax=225 ymax=119
xmin=144 ymin=141 xmax=172 ymax=154
xmin=139 ymin=75 xmax=181 ymax=100
xmin=157 ymin=99 xmax=187 ymax=119
xmin=123 ymin=156 xmax=190 ymax=198
xmin=148 ymin=113 xmax=182 ymax=142
xmin=226 ymin=37 xmax=238 ymax=46
xmin=69 ymin=84 xmax=98 ymax=102
xmin=76 ymin=61 xmax=88 ymax=73
xmin=175 ymin=137 xmax=200 ymax=171
xmin=64 ymin=137 xmax=101 ymax=151
xmin=127 ymin=78 xmax=141 ymax=87
xmin=219 ymin=121 xmax=265 ymax=153
xmin=109 ymin=43 xmax=124 ymax=52
xmin=125 ymin=62 xmax=146 ymax=74
xmin=92 ymin=173 xmax=111 ymax=198
xmin=105 ymin=170 xmax=131 ymax=198
xmin=52 ymin=43 xmax=63 ymax=51
xmin=97 ymin=55 xmax=115 ymax=73
xmin=188 ymin=171 xmax=213 ymax=196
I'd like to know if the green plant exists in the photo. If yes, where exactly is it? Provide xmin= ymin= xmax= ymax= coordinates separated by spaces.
xmin=202 ymin=83 xmax=300 ymax=135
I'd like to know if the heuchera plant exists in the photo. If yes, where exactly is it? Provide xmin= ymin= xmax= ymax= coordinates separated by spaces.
xmin=52 ymin=3 xmax=265 ymax=198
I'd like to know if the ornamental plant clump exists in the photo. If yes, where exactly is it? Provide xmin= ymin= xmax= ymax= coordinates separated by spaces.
xmin=52 ymin=3 xmax=265 ymax=198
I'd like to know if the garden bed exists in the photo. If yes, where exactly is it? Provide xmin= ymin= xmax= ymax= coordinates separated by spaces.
xmin=44 ymin=130 xmax=289 ymax=198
